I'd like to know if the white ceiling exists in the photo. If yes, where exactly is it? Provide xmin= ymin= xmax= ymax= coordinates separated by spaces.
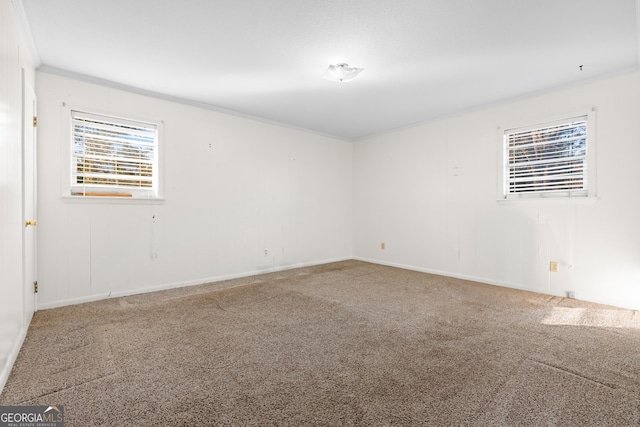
xmin=17 ymin=0 xmax=640 ymax=140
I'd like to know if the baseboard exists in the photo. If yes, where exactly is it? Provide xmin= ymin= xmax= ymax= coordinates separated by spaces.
xmin=353 ymin=257 xmax=640 ymax=310
xmin=37 ymin=257 xmax=351 ymax=310
xmin=0 ymin=326 xmax=28 ymax=396
xmin=352 ymin=256 xmax=567 ymax=298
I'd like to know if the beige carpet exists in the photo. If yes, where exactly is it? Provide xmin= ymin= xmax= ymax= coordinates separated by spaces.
xmin=2 ymin=260 xmax=640 ymax=426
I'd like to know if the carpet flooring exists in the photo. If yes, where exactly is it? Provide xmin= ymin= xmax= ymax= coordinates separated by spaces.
xmin=2 ymin=260 xmax=640 ymax=426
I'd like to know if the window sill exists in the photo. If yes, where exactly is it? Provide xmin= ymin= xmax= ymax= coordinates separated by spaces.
xmin=62 ymin=194 xmax=165 ymax=204
xmin=496 ymin=196 xmax=598 ymax=206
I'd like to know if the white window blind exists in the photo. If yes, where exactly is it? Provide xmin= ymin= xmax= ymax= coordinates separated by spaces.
xmin=504 ymin=117 xmax=588 ymax=198
xmin=71 ymin=110 xmax=158 ymax=197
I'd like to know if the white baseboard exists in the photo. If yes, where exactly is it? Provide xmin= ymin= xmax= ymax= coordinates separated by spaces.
xmin=352 ymin=256 xmax=567 ymax=298
xmin=0 ymin=326 xmax=28 ymax=396
xmin=37 ymin=257 xmax=351 ymax=311
xmin=353 ymin=257 xmax=640 ymax=310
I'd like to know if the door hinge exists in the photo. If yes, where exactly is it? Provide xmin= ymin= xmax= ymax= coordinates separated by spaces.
xmin=33 ymin=116 xmax=37 ymax=127
xmin=34 ymin=281 xmax=38 ymax=293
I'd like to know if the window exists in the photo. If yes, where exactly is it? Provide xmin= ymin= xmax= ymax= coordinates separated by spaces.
xmin=70 ymin=110 xmax=160 ymax=198
xmin=503 ymin=114 xmax=593 ymax=199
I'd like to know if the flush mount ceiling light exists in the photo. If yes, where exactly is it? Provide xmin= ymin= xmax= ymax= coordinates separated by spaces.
xmin=323 ymin=63 xmax=364 ymax=82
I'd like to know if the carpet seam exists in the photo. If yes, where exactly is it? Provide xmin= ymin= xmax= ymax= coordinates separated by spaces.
xmin=12 ymin=370 xmax=118 ymax=405
xmin=529 ymin=358 xmax=620 ymax=391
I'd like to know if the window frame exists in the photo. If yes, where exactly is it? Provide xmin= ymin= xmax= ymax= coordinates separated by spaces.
xmin=62 ymin=104 xmax=164 ymax=202
xmin=499 ymin=109 xmax=597 ymax=201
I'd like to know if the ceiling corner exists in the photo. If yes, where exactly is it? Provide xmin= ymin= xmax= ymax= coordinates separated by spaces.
xmin=11 ymin=0 xmax=42 ymax=67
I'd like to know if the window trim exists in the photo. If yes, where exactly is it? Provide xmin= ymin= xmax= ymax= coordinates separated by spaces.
xmin=498 ymin=108 xmax=597 ymax=201
xmin=62 ymin=103 xmax=164 ymax=202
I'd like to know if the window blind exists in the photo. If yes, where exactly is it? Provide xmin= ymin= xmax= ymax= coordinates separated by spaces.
xmin=505 ymin=117 xmax=587 ymax=197
xmin=71 ymin=111 xmax=157 ymax=195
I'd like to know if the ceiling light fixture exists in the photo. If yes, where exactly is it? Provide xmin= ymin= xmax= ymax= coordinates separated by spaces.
xmin=323 ymin=63 xmax=364 ymax=82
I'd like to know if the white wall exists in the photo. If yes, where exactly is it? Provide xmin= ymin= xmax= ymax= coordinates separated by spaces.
xmin=354 ymin=71 xmax=640 ymax=311
xmin=36 ymin=72 xmax=353 ymax=309
xmin=36 ymin=70 xmax=640 ymax=311
xmin=0 ymin=0 xmax=36 ymax=391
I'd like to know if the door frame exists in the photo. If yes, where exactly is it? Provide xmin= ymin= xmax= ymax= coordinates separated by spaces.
xmin=22 ymin=69 xmax=37 ymax=326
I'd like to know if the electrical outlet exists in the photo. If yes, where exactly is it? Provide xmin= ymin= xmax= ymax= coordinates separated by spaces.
xmin=264 ymin=248 xmax=269 ymax=257
xmin=550 ymin=261 xmax=558 ymax=272
xmin=567 ymin=291 xmax=576 ymax=299
xmin=381 ymin=242 xmax=385 ymax=250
